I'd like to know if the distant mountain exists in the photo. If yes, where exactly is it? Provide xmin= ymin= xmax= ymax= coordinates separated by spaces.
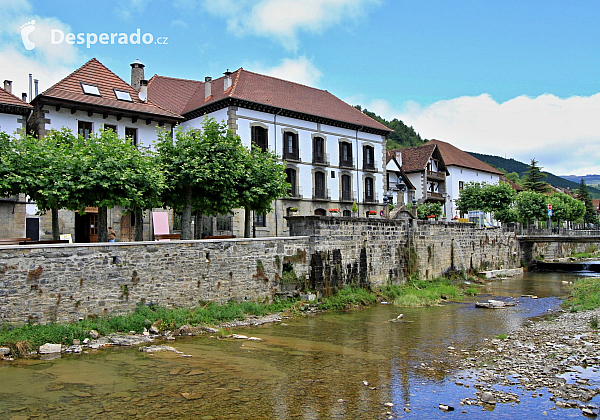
xmin=561 ymin=174 xmax=600 ymax=187
xmin=468 ymin=152 xmax=600 ymax=199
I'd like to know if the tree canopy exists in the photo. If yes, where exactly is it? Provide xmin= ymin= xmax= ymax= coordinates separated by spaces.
xmin=576 ymin=178 xmax=598 ymax=225
xmin=520 ymin=159 xmax=550 ymax=193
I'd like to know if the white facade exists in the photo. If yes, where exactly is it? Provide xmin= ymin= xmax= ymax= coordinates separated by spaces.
xmin=444 ymin=166 xmax=500 ymax=221
xmin=0 ymin=113 xmax=23 ymax=135
xmin=44 ymin=106 xmax=172 ymax=150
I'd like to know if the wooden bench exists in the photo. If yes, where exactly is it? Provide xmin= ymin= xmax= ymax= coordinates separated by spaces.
xmin=204 ymin=235 xmax=236 ymax=240
xmin=154 ymin=233 xmax=181 ymax=241
xmin=0 ymin=237 xmax=31 ymax=245
xmin=19 ymin=240 xmax=69 ymax=245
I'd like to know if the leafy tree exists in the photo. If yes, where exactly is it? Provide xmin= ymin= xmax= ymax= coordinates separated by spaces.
xmin=417 ymin=202 xmax=442 ymax=219
xmin=455 ymin=182 xmax=485 ymax=214
xmin=576 ymin=178 xmax=598 ymax=225
xmin=237 ymin=147 xmax=290 ymax=237
xmin=156 ymin=118 xmax=247 ymax=239
xmin=521 ymin=159 xmax=551 ymax=193
xmin=515 ymin=191 xmax=547 ymax=226
xmin=504 ymin=172 xmax=522 ymax=186
xmin=485 ymin=182 xmax=516 ymax=214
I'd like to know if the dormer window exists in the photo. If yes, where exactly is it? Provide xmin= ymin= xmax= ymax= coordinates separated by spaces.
xmin=114 ymin=89 xmax=132 ymax=102
xmin=81 ymin=83 xmax=101 ymax=96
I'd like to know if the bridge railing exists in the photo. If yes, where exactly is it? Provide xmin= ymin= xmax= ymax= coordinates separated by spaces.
xmin=508 ymin=225 xmax=600 ymax=237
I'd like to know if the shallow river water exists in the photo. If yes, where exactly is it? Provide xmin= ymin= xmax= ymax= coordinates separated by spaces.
xmin=1 ymin=271 xmax=599 ymax=419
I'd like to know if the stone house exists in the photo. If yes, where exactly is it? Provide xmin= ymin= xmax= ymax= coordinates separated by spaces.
xmin=147 ymin=67 xmax=391 ymax=236
xmin=24 ymin=58 xmax=183 ymax=242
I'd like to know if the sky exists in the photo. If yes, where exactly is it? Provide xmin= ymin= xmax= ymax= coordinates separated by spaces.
xmin=1 ymin=0 xmax=599 ymax=176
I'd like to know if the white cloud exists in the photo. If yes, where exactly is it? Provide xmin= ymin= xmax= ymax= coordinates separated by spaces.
xmin=201 ymin=0 xmax=380 ymax=49
xmin=0 ymin=2 xmax=82 ymax=99
xmin=379 ymin=93 xmax=600 ymax=176
xmin=249 ymin=56 xmax=323 ymax=87
xmin=113 ymin=0 xmax=151 ymax=21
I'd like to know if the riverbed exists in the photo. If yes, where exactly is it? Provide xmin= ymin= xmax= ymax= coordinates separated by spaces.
xmin=0 ymin=271 xmax=597 ymax=419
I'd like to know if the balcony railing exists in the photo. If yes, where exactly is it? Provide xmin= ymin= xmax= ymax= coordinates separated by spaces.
xmin=340 ymin=190 xmax=357 ymax=202
xmin=312 ymin=187 xmax=330 ymax=201
xmin=312 ymin=152 xmax=330 ymax=166
xmin=426 ymin=191 xmax=445 ymax=201
xmin=286 ymin=186 xmax=303 ymax=199
xmin=363 ymin=192 xmax=379 ymax=203
xmin=283 ymin=147 xmax=302 ymax=162
xmin=427 ymin=170 xmax=445 ymax=180
xmin=339 ymin=157 xmax=355 ymax=169
xmin=363 ymin=160 xmax=378 ymax=172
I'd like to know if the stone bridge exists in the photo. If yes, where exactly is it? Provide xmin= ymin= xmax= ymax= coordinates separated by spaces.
xmin=518 ymin=230 xmax=600 ymax=264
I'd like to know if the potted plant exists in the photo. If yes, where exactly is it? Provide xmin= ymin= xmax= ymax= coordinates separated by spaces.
xmin=351 ymin=201 xmax=358 ymax=216
xmin=328 ymin=208 xmax=339 ymax=216
xmin=367 ymin=210 xmax=377 ymax=217
xmin=289 ymin=207 xmax=298 ymax=215
xmin=427 ymin=214 xmax=436 ymax=223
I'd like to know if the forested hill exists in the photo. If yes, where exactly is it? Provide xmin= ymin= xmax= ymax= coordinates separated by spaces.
xmin=468 ymin=152 xmax=600 ymax=198
xmin=354 ymin=105 xmax=425 ymax=149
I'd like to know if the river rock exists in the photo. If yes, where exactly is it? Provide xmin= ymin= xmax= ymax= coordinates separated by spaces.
xmin=439 ymin=404 xmax=454 ymax=411
xmin=481 ymin=391 xmax=497 ymax=404
xmin=149 ymin=324 xmax=160 ymax=334
xmin=39 ymin=343 xmax=62 ymax=354
xmin=0 ymin=347 xmax=11 ymax=356
xmin=89 ymin=330 xmax=99 ymax=339
xmin=109 ymin=335 xmax=153 ymax=346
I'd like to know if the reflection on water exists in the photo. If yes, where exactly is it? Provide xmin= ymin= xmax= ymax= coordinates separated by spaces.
xmin=0 ymin=271 xmax=596 ymax=419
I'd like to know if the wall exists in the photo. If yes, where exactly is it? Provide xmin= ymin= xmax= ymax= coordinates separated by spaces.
xmin=445 ymin=166 xmax=500 ymax=221
xmin=0 ymin=113 xmax=23 ymax=135
xmin=0 ymin=237 xmax=310 ymax=324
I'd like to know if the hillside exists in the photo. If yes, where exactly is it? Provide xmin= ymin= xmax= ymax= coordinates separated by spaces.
xmin=355 ymin=105 xmax=425 ymax=149
xmin=561 ymin=174 xmax=600 ymax=187
xmin=469 ymin=152 xmax=600 ymax=198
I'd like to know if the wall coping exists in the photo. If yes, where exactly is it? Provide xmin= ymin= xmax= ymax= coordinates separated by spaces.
xmin=0 ymin=236 xmax=310 ymax=251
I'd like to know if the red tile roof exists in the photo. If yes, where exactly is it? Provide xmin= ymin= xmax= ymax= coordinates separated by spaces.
xmin=0 ymin=87 xmax=32 ymax=109
xmin=390 ymin=143 xmax=438 ymax=173
xmin=428 ymin=139 xmax=503 ymax=175
xmin=149 ymin=68 xmax=391 ymax=133
xmin=38 ymin=58 xmax=181 ymax=120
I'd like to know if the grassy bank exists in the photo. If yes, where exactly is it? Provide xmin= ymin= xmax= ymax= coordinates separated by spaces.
xmin=564 ymin=277 xmax=600 ymax=311
xmin=0 ymin=277 xmax=478 ymax=356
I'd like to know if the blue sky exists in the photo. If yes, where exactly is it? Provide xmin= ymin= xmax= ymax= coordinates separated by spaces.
xmin=2 ymin=0 xmax=600 ymax=176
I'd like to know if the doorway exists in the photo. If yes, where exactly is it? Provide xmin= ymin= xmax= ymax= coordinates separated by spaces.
xmin=75 ymin=211 xmax=98 ymax=243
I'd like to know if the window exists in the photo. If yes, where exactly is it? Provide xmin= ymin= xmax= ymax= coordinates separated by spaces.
xmin=78 ymin=121 xmax=92 ymax=139
xmin=254 ymin=213 xmax=266 ymax=227
xmin=339 ymin=142 xmax=353 ymax=167
xmin=285 ymin=168 xmax=297 ymax=197
xmin=104 ymin=124 xmax=117 ymax=133
xmin=363 ymin=145 xmax=375 ymax=170
xmin=365 ymin=177 xmax=374 ymax=202
xmin=251 ymin=126 xmax=268 ymax=152
xmin=314 ymin=208 xmax=327 ymax=216
xmin=313 ymin=136 xmax=325 ymax=164
xmin=283 ymin=131 xmax=299 ymax=161
xmin=459 ymin=181 xmax=464 ymax=191
xmin=314 ymin=171 xmax=326 ymax=199
xmin=81 ymin=83 xmax=101 ymax=96
xmin=125 ymin=127 xmax=138 ymax=146
xmin=341 ymin=174 xmax=352 ymax=201
xmin=343 ymin=210 xmax=351 ymax=217
xmin=114 ymin=89 xmax=132 ymax=102
xmin=216 ymin=214 xmax=232 ymax=231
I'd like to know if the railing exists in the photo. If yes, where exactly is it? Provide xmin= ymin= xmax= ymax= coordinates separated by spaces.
xmin=340 ymin=190 xmax=356 ymax=202
xmin=312 ymin=187 xmax=330 ymax=201
xmin=362 ymin=160 xmax=378 ymax=172
xmin=426 ymin=191 xmax=445 ymax=200
xmin=312 ymin=153 xmax=330 ymax=166
xmin=283 ymin=147 xmax=302 ymax=162
xmin=512 ymin=226 xmax=600 ymax=237
xmin=339 ymin=157 xmax=355 ymax=169
xmin=286 ymin=186 xmax=303 ymax=199
xmin=427 ymin=170 xmax=445 ymax=180
xmin=363 ymin=192 xmax=379 ymax=203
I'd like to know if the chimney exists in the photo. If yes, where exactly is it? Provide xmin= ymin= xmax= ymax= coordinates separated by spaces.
xmin=139 ymin=79 xmax=148 ymax=102
xmin=29 ymin=74 xmax=32 ymax=103
xmin=223 ymin=69 xmax=232 ymax=91
xmin=395 ymin=150 xmax=402 ymax=166
xmin=22 ymin=92 xmax=27 ymax=102
xmin=205 ymin=76 xmax=212 ymax=99
xmin=130 ymin=59 xmax=145 ymax=90
xmin=3 ymin=80 xmax=12 ymax=93
xmin=34 ymin=79 xmax=39 ymax=97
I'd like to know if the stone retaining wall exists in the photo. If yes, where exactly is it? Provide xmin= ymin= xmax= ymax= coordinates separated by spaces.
xmin=0 ymin=237 xmax=310 ymax=324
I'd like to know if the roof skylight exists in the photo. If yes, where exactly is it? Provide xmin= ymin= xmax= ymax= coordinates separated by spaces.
xmin=114 ymin=89 xmax=132 ymax=102
xmin=81 ymin=83 xmax=101 ymax=96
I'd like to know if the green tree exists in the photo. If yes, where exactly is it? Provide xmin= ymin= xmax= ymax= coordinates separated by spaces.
xmin=522 ymin=159 xmax=550 ymax=193
xmin=576 ymin=178 xmax=598 ymax=226
xmin=238 ymin=147 xmax=290 ymax=238
xmin=504 ymin=172 xmax=522 ymax=186
xmin=515 ymin=191 xmax=547 ymax=226
xmin=156 ymin=118 xmax=247 ymax=239
xmin=455 ymin=182 xmax=485 ymax=214
xmin=417 ymin=202 xmax=442 ymax=219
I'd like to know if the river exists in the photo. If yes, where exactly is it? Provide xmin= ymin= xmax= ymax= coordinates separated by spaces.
xmin=1 ymin=270 xmax=598 ymax=419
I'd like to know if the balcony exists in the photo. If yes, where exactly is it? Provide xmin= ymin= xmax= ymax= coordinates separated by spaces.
xmin=285 ymin=186 xmax=303 ymax=199
xmin=427 ymin=170 xmax=445 ymax=181
xmin=283 ymin=147 xmax=302 ymax=163
xmin=426 ymin=191 xmax=445 ymax=201
xmin=312 ymin=152 xmax=330 ymax=166
xmin=363 ymin=192 xmax=379 ymax=203
xmin=339 ymin=157 xmax=355 ymax=169
xmin=340 ymin=190 xmax=357 ymax=203
xmin=312 ymin=187 xmax=330 ymax=201
xmin=362 ymin=160 xmax=378 ymax=172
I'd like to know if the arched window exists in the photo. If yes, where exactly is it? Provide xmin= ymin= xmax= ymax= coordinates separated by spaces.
xmin=314 ymin=171 xmax=326 ymax=199
xmin=341 ymin=174 xmax=352 ymax=201
xmin=285 ymin=168 xmax=297 ymax=197
xmin=313 ymin=136 xmax=325 ymax=164
xmin=339 ymin=141 xmax=353 ymax=168
xmin=251 ymin=126 xmax=268 ymax=152
xmin=315 ymin=208 xmax=327 ymax=216
xmin=363 ymin=145 xmax=374 ymax=170
xmin=364 ymin=177 xmax=374 ymax=202
xmin=283 ymin=131 xmax=299 ymax=161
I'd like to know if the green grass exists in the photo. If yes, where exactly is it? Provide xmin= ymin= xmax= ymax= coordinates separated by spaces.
xmin=319 ymin=287 xmax=377 ymax=310
xmin=378 ymin=278 xmax=478 ymax=308
xmin=563 ymin=278 xmax=600 ymax=312
xmin=0 ymin=297 xmax=299 ymax=356
xmin=496 ymin=333 xmax=508 ymax=340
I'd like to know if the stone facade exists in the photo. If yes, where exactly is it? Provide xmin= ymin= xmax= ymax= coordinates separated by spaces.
xmin=0 ymin=237 xmax=310 ymax=324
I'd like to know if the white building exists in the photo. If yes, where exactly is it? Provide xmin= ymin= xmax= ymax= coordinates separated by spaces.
xmin=0 ymin=80 xmax=31 ymax=134
xmin=148 ymin=68 xmax=391 ymax=236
